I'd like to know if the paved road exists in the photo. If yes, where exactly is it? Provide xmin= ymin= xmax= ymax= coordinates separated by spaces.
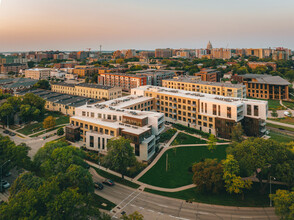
xmin=0 ymin=127 xmax=60 ymax=158
xmin=90 ymin=169 xmax=278 ymax=220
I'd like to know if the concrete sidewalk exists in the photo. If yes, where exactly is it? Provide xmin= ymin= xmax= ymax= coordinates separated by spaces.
xmin=266 ymin=119 xmax=294 ymax=128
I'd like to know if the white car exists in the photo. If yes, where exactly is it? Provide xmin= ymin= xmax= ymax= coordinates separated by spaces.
xmin=284 ymin=111 xmax=291 ymax=117
xmin=0 ymin=180 xmax=10 ymax=189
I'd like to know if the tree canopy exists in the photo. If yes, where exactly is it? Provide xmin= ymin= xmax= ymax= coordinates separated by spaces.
xmin=103 ymin=137 xmax=136 ymax=179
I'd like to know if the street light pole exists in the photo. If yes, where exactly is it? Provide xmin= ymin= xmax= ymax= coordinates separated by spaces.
xmin=270 ymin=176 xmax=276 ymax=207
xmin=0 ymin=160 xmax=10 ymax=193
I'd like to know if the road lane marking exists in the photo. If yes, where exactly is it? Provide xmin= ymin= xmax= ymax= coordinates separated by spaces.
xmin=158 ymin=204 xmax=169 ymax=208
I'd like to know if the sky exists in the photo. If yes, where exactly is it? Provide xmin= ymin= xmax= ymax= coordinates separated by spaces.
xmin=0 ymin=0 xmax=293 ymax=52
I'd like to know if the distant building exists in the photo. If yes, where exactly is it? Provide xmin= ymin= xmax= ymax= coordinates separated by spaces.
xmin=211 ymin=48 xmax=232 ymax=59
xmin=98 ymin=72 xmax=147 ymax=91
xmin=73 ymin=65 xmax=99 ymax=77
xmin=207 ymin=41 xmax=213 ymax=50
xmin=155 ymin=48 xmax=173 ymax=58
xmin=24 ymin=68 xmax=51 ymax=80
xmin=194 ymin=69 xmax=221 ymax=82
xmin=248 ymin=62 xmax=277 ymax=71
xmin=51 ymin=82 xmax=122 ymax=100
xmin=231 ymin=74 xmax=290 ymax=100
xmin=135 ymin=69 xmax=176 ymax=86
xmin=0 ymin=63 xmax=27 ymax=74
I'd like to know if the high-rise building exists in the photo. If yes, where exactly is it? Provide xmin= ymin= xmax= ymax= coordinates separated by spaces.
xmin=155 ymin=48 xmax=173 ymax=58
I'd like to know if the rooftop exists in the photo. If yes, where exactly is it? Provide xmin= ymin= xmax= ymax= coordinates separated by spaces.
xmin=52 ymin=82 xmax=114 ymax=90
xmin=16 ymin=89 xmax=101 ymax=107
xmin=102 ymin=95 xmax=154 ymax=109
xmin=134 ymin=86 xmax=267 ymax=106
xmin=71 ymin=116 xmax=151 ymax=135
xmin=242 ymin=74 xmax=290 ymax=85
xmin=164 ymin=77 xmax=245 ymax=88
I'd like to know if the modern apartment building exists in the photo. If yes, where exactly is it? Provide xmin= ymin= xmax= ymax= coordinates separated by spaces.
xmin=24 ymin=68 xmax=51 ymax=80
xmin=248 ymin=62 xmax=277 ymax=71
xmin=51 ymin=82 xmax=122 ymax=100
xmin=231 ymin=74 xmax=290 ymax=100
xmin=162 ymin=76 xmax=246 ymax=98
xmin=68 ymin=95 xmax=164 ymax=161
xmin=194 ymin=69 xmax=221 ymax=82
xmin=16 ymin=89 xmax=100 ymax=116
xmin=131 ymin=86 xmax=268 ymax=139
xmin=98 ymin=73 xmax=147 ymax=91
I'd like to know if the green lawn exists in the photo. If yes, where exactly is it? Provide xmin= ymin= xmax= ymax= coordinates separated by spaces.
xmin=91 ymin=193 xmax=116 ymax=211
xmin=282 ymin=101 xmax=294 ymax=110
xmin=171 ymin=132 xmax=206 ymax=145
xmin=139 ymin=145 xmax=228 ymax=188
xmin=16 ymin=112 xmax=69 ymax=136
xmin=144 ymin=182 xmax=287 ymax=207
xmin=29 ymin=125 xmax=65 ymax=137
xmin=92 ymin=167 xmax=140 ymax=189
xmin=269 ymin=130 xmax=294 ymax=143
xmin=248 ymin=98 xmax=285 ymax=111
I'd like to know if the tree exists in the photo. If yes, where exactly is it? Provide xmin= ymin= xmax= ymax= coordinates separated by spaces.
xmin=0 ymin=135 xmax=31 ymax=175
xmin=227 ymin=138 xmax=291 ymax=193
xmin=222 ymin=155 xmax=252 ymax=198
xmin=231 ymin=123 xmax=244 ymax=143
xmin=22 ymin=93 xmax=46 ymax=113
xmin=270 ymin=189 xmax=294 ymax=220
xmin=121 ymin=211 xmax=144 ymax=220
xmin=43 ymin=116 xmax=56 ymax=129
xmin=192 ymin=159 xmax=224 ymax=194
xmin=103 ymin=137 xmax=136 ymax=179
xmin=207 ymin=134 xmax=217 ymax=151
xmin=34 ymin=80 xmax=50 ymax=90
xmin=0 ymin=103 xmax=13 ymax=127
xmin=271 ymin=109 xmax=278 ymax=118
xmin=57 ymin=127 xmax=64 ymax=136
xmin=0 ymin=140 xmax=109 ymax=219
xmin=19 ymin=104 xmax=41 ymax=122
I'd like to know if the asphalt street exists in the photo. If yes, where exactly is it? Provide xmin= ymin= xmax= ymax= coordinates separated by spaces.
xmin=91 ymin=169 xmax=278 ymax=220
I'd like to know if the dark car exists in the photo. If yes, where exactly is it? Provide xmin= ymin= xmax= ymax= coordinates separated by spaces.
xmin=102 ymin=179 xmax=114 ymax=186
xmin=3 ymin=130 xmax=9 ymax=134
xmin=94 ymin=182 xmax=104 ymax=190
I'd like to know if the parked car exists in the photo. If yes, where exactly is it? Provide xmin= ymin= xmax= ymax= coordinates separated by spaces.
xmin=102 ymin=179 xmax=115 ymax=186
xmin=4 ymin=172 xmax=12 ymax=177
xmin=94 ymin=182 xmax=104 ymax=190
xmin=3 ymin=130 xmax=9 ymax=134
xmin=9 ymin=132 xmax=16 ymax=136
xmin=0 ymin=180 xmax=10 ymax=189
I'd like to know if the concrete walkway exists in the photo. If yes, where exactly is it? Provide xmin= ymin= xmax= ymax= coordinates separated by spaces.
xmin=86 ymin=130 xmax=230 ymax=193
xmin=88 ymin=160 xmax=197 ymax=192
xmin=266 ymin=119 xmax=294 ymax=128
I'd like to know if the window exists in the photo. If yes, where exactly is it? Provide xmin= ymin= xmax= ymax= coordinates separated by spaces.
xmin=213 ymin=104 xmax=217 ymax=115
xmin=227 ymin=107 xmax=231 ymax=118
xmin=91 ymin=112 xmax=94 ymax=118
xmin=82 ymin=111 xmax=86 ymax=116
xmin=89 ymin=136 xmax=94 ymax=148
xmin=254 ymin=105 xmax=259 ymax=116
xmin=247 ymin=104 xmax=252 ymax=115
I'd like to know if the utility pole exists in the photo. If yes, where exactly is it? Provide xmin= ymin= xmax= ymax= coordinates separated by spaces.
xmin=166 ymin=153 xmax=168 ymax=172
xmin=99 ymin=45 xmax=102 ymax=58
